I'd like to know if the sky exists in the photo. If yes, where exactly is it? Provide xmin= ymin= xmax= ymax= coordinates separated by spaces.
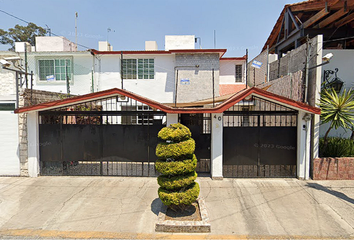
xmin=0 ymin=0 xmax=298 ymax=60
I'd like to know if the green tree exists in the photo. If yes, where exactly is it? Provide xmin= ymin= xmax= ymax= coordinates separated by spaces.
xmin=320 ymin=88 xmax=354 ymax=141
xmin=0 ymin=23 xmax=46 ymax=51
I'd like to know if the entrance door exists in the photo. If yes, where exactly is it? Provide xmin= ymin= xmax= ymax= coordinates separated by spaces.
xmin=180 ymin=114 xmax=211 ymax=174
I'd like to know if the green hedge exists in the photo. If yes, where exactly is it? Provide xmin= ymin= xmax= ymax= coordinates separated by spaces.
xmin=156 ymin=138 xmax=195 ymax=159
xmin=319 ymin=137 xmax=354 ymax=157
xmin=155 ymin=155 xmax=197 ymax=175
xmin=158 ymin=182 xmax=200 ymax=206
xmin=157 ymin=171 xmax=197 ymax=190
xmin=158 ymin=123 xmax=191 ymax=142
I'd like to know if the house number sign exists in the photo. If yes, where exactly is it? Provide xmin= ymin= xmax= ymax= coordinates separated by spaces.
xmin=214 ymin=115 xmax=222 ymax=121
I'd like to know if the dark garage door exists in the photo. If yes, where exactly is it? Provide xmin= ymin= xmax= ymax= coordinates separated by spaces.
xmin=223 ymin=97 xmax=298 ymax=178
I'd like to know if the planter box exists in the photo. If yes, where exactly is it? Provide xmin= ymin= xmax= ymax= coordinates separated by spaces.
xmin=313 ymin=157 xmax=354 ymax=180
xmin=155 ymin=197 xmax=210 ymax=233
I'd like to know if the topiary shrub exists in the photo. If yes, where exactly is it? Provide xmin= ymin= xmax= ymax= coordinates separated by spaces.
xmin=156 ymin=123 xmax=199 ymax=211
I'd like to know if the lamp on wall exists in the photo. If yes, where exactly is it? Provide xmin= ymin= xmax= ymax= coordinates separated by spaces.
xmin=322 ymin=68 xmax=343 ymax=92
xmin=302 ymin=113 xmax=312 ymax=122
xmin=308 ymin=52 xmax=334 ymax=70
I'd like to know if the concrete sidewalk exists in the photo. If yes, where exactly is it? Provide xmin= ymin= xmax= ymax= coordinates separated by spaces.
xmin=0 ymin=177 xmax=354 ymax=239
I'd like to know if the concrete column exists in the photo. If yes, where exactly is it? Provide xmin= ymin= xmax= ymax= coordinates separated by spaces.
xmin=297 ymin=111 xmax=311 ymax=180
xmin=211 ymin=113 xmax=223 ymax=180
xmin=166 ymin=113 xmax=178 ymax=126
xmin=27 ymin=112 xmax=39 ymax=177
xmin=312 ymin=35 xmax=322 ymax=159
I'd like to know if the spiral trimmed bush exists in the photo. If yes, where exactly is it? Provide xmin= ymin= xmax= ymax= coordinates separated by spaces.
xmin=156 ymin=123 xmax=199 ymax=210
xmin=157 ymin=171 xmax=197 ymax=190
xmin=158 ymin=182 xmax=200 ymax=206
xmin=155 ymin=155 xmax=197 ymax=175
xmin=156 ymin=138 xmax=195 ymax=159
xmin=158 ymin=124 xmax=191 ymax=142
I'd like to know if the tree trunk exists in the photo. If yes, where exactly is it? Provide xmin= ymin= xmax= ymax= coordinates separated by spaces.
xmin=324 ymin=126 xmax=333 ymax=143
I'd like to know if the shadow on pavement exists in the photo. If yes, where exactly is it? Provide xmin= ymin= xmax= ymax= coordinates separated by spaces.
xmin=307 ymin=182 xmax=354 ymax=205
xmin=151 ymin=197 xmax=163 ymax=216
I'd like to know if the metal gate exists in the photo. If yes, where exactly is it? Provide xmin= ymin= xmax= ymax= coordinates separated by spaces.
xmin=180 ymin=113 xmax=211 ymax=174
xmin=39 ymin=96 xmax=166 ymax=176
xmin=223 ymin=96 xmax=297 ymax=178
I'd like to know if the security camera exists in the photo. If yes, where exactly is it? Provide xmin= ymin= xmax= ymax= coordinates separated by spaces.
xmin=322 ymin=53 xmax=333 ymax=62
xmin=4 ymin=56 xmax=21 ymax=62
xmin=0 ymin=59 xmax=11 ymax=67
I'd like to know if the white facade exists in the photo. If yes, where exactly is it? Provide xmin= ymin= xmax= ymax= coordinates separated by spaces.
xmin=35 ymin=36 xmax=77 ymax=52
xmin=0 ymin=105 xmax=20 ymax=176
xmin=26 ymin=51 xmax=94 ymax=94
xmin=320 ymin=49 xmax=354 ymax=138
xmin=95 ymin=54 xmax=176 ymax=103
xmin=219 ymin=59 xmax=246 ymax=84
xmin=165 ymin=35 xmax=195 ymax=51
xmin=21 ymin=43 xmax=243 ymax=103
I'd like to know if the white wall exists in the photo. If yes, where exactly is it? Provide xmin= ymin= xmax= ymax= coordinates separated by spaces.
xmin=323 ymin=49 xmax=354 ymax=90
xmin=165 ymin=35 xmax=195 ymax=51
xmin=320 ymin=49 xmax=354 ymax=138
xmin=27 ymin=112 xmax=39 ymax=177
xmin=36 ymin=36 xmax=76 ymax=52
xmin=0 ymin=106 xmax=20 ymax=176
xmin=219 ymin=60 xmax=246 ymax=84
xmin=211 ymin=113 xmax=223 ymax=179
xmin=96 ymin=54 xmax=176 ymax=103
xmin=27 ymin=52 xmax=94 ymax=95
xmin=297 ymin=111 xmax=311 ymax=180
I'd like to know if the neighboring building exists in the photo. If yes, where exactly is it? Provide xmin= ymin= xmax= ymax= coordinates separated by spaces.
xmin=259 ymin=0 xmax=354 ymax=138
xmin=0 ymin=52 xmax=21 ymax=176
xmin=262 ymin=0 xmax=354 ymax=57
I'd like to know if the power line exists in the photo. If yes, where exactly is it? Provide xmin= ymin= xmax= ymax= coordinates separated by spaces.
xmin=0 ymin=9 xmax=30 ymax=24
xmin=0 ymin=8 xmax=92 ymax=50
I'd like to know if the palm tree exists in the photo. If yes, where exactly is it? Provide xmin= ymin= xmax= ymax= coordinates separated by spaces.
xmin=320 ymin=88 xmax=354 ymax=142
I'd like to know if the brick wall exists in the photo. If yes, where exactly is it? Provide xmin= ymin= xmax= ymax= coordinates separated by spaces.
xmin=313 ymin=157 xmax=354 ymax=180
xmin=175 ymin=53 xmax=219 ymax=103
xmin=18 ymin=89 xmax=72 ymax=176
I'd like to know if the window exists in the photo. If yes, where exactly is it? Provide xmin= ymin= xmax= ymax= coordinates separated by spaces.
xmin=122 ymin=59 xmax=154 ymax=79
xmin=137 ymin=105 xmax=153 ymax=124
xmin=235 ymin=64 xmax=242 ymax=82
xmin=122 ymin=59 xmax=136 ymax=79
xmin=38 ymin=59 xmax=72 ymax=81
xmin=138 ymin=59 xmax=154 ymax=79
xmin=0 ymin=103 xmax=15 ymax=111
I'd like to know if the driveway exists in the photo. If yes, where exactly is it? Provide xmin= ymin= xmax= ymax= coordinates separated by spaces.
xmin=0 ymin=177 xmax=354 ymax=239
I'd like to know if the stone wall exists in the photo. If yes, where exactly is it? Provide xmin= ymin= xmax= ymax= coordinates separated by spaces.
xmin=313 ymin=157 xmax=354 ymax=180
xmin=175 ymin=53 xmax=219 ymax=103
xmin=18 ymin=89 xmax=71 ymax=176
xmin=250 ymin=36 xmax=322 ymax=107
xmin=269 ymin=42 xmax=308 ymax=81
xmin=256 ymin=70 xmax=304 ymax=102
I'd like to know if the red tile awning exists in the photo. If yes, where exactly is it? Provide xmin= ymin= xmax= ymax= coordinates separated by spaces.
xmin=15 ymin=87 xmax=320 ymax=115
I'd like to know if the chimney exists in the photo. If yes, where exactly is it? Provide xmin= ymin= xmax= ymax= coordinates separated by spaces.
xmin=145 ymin=41 xmax=158 ymax=51
xmin=99 ymin=41 xmax=113 ymax=51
